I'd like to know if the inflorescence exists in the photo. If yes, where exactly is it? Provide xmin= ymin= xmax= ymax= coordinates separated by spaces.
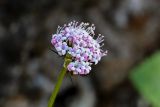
xmin=51 ymin=21 xmax=107 ymax=75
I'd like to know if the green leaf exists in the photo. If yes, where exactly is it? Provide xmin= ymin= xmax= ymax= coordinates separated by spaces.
xmin=130 ymin=52 xmax=160 ymax=107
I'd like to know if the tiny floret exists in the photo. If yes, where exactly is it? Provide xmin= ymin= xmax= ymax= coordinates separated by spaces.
xmin=51 ymin=21 xmax=107 ymax=75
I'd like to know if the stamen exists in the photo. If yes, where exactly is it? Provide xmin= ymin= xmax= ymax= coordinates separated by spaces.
xmin=100 ymin=43 xmax=104 ymax=47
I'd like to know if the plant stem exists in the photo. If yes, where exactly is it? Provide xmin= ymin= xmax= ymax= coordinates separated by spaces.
xmin=48 ymin=55 xmax=71 ymax=107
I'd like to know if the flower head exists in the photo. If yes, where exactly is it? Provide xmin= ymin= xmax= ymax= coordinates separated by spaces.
xmin=51 ymin=21 xmax=107 ymax=75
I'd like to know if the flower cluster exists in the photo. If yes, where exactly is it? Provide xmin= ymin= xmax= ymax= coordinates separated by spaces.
xmin=51 ymin=21 xmax=107 ymax=75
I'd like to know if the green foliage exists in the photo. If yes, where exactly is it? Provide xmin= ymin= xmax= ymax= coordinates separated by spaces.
xmin=130 ymin=51 xmax=160 ymax=107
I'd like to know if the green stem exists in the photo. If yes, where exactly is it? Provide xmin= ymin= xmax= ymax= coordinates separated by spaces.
xmin=48 ymin=55 xmax=71 ymax=107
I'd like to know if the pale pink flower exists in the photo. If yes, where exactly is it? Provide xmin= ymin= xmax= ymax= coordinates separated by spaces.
xmin=51 ymin=21 xmax=107 ymax=75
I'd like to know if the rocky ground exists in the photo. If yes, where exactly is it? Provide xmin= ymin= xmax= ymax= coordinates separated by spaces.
xmin=0 ymin=0 xmax=160 ymax=107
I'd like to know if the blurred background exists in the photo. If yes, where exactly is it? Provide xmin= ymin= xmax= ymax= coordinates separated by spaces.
xmin=0 ymin=0 xmax=160 ymax=107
